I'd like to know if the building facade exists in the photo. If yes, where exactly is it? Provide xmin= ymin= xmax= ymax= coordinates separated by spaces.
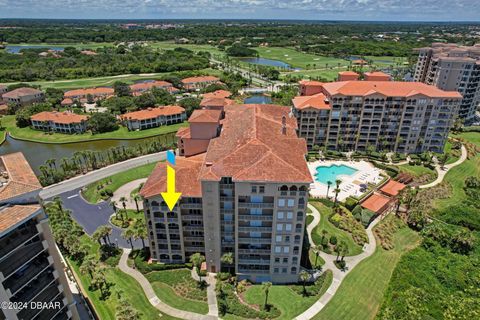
xmin=121 ymin=106 xmax=186 ymax=131
xmin=141 ymin=104 xmax=312 ymax=283
xmin=30 ymin=111 xmax=89 ymax=134
xmin=293 ymin=80 xmax=462 ymax=153
xmin=63 ymin=87 xmax=114 ymax=101
xmin=0 ymin=152 xmax=79 ymax=320
xmin=181 ymin=76 xmax=220 ymax=91
xmin=1 ymin=88 xmax=44 ymax=106
xmin=413 ymin=43 xmax=480 ymax=122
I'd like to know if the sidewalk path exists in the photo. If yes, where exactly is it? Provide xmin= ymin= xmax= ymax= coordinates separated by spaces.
xmin=111 ymin=178 xmax=147 ymax=210
xmin=118 ymin=249 xmax=217 ymax=320
xmin=191 ymin=268 xmax=219 ymax=318
xmin=419 ymin=144 xmax=467 ymax=189
xmin=295 ymin=203 xmax=382 ymax=320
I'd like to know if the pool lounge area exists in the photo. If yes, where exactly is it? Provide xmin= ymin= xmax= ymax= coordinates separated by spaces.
xmin=308 ymin=160 xmax=384 ymax=201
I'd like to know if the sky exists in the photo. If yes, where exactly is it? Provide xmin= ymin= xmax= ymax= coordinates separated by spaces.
xmin=0 ymin=0 xmax=479 ymax=21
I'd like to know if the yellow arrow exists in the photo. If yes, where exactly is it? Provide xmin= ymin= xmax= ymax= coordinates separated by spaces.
xmin=161 ymin=165 xmax=182 ymax=211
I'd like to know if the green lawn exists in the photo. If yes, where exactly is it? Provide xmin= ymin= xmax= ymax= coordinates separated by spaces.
xmin=443 ymin=139 xmax=461 ymax=164
xmin=82 ymin=162 xmax=157 ymax=203
xmin=398 ymin=163 xmax=437 ymax=180
xmin=0 ymin=68 xmax=221 ymax=90
xmin=3 ymin=115 xmax=186 ymax=143
xmin=5 ymin=42 xmax=115 ymax=49
xmin=309 ymin=248 xmax=326 ymax=268
xmin=313 ymin=219 xmax=421 ymax=320
xmin=146 ymin=269 xmax=209 ymax=314
xmin=282 ymin=67 xmax=349 ymax=81
xmin=68 ymin=235 xmax=178 ymax=320
xmin=255 ymin=47 xmax=349 ymax=69
xmin=310 ymin=202 xmax=363 ymax=256
xmin=243 ymin=271 xmax=333 ymax=320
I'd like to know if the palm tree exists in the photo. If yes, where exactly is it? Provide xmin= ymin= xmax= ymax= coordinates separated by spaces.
xmin=190 ymin=253 xmax=206 ymax=281
xmin=220 ymin=252 xmax=234 ymax=273
xmin=53 ymin=196 xmax=63 ymax=212
xmin=261 ymin=281 xmax=272 ymax=308
xmin=334 ymin=179 xmax=342 ymax=206
xmin=79 ymin=255 xmax=96 ymax=278
xmin=299 ymin=270 xmax=310 ymax=296
xmin=46 ymin=158 xmax=57 ymax=170
xmin=326 ymin=180 xmax=332 ymax=198
xmin=110 ymin=200 xmax=117 ymax=213
xmin=119 ymin=196 xmax=128 ymax=211
xmin=439 ymin=152 xmax=449 ymax=169
xmin=133 ymin=220 xmax=147 ymax=249
xmin=314 ymin=247 xmax=320 ymax=268
xmin=122 ymin=227 xmax=135 ymax=250
xmin=132 ymin=194 xmax=142 ymax=213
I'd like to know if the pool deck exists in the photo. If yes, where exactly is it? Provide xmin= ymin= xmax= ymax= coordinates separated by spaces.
xmin=308 ymin=160 xmax=383 ymax=201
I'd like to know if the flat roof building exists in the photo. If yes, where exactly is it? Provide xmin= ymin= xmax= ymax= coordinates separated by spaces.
xmin=142 ymin=104 xmax=311 ymax=283
xmin=0 ymin=152 xmax=79 ymax=320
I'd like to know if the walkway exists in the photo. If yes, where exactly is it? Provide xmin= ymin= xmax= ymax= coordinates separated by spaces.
xmin=191 ymin=268 xmax=219 ymax=318
xmin=39 ymin=151 xmax=166 ymax=200
xmin=111 ymin=178 xmax=147 ymax=210
xmin=118 ymin=249 xmax=217 ymax=320
xmin=295 ymin=203 xmax=382 ymax=320
xmin=419 ymin=144 xmax=467 ymax=189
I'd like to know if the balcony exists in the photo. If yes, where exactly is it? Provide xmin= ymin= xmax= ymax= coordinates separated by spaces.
xmin=238 ymin=202 xmax=274 ymax=209
xmin=11 ymin=268 xmax=56 ymax=303
xmin=17 ymin=285 xmax=62 ymax=319
xmin=238 ymin=248 xmax=271 ymax=255
xmin=0 ymin=223 xmax=39 ymax=259
xmin=182 ymin=214 xmax=203 ymax=220
xmin=4 ymin=254 xmax=52 ymax=295
xmin=238 ymin=237 xmax=272 ymax=244
xmin=184 ymin=246 xmax=205 ymax=252
xmin=237 ymin=226 xmax=272 ymax=232
xmin=183 ymin=236 xmax=204 ymax=242
xmin=180 ymin=203 xmax=203 ymax=209
xmin=0 ymin=241 xmax=46 ymax=279
xmin=183 ymin=225 xmax=204 ymax=231
xmin=238 ymin=259 xmax=271 ymax=265
xmin=238 ymin=214 xmax=273 ymax=221
xmin=237 ymin=268 xmax=269 ymax=274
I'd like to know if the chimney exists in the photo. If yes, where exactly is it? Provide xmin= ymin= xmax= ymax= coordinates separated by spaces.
xmin=281 ymin=115 xmax=287 ymax=135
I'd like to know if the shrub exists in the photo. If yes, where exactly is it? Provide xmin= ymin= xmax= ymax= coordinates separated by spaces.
xmin=329 ymin=236 xmax=338 ymax=245
xmin=216 ymin=272 xmax=231 ymax=281
xmin=344 ymin=197 xmax=358 ymax=211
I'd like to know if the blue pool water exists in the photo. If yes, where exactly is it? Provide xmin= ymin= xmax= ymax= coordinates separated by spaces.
xmin=314 ymin=164 xmax=358 ymax=185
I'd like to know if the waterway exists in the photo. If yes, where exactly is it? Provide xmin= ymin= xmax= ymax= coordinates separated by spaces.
xmin=238 ymin=57 xmax=295 ymax=70
xmin=6 ymin=45 xmax=65 ymax=54
xmin=0 ymin=134 xmax=174 ymax=175
xmin=243 ymin=94 xmax=272 ymax=104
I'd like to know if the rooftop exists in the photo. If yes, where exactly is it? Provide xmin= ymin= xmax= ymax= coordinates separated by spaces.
xmin=0 ymin=205 xmax=41 ymax=235
xmin=2 ymin=87 xmax=43 ymax=98
xmin=188 ymin=109 xmax=223 ymax=123
xmin=64 ymin=87 xmax=114 ymax=98
xmin=292 ymin=93 xmax=330 ymax=110
xmin=360 ymin=193 xmax=391 ymax=214
xmin=322 ymin=81 xmax=462 ymax=98
xmin=202 ymin=90 xmax=232 ymax=99
xmin=200 ymin=97 xmax=234 ymax=108
xmin=30 ymin=111 xmax=88 ymax=124
xmin=0 ymin=152 xmax=42 ymax=202
xmin=299 ymin=80 xmax=324 ymax=86
xmin=129 ymin=81 xmax=172 ymax=92
xmin=181 ymin=76 xmax=219 ymax=84
xmin=121 ymin=105 xmax=185 ymax=121
xmin=338 ymin=71 xmax=359 ymax=76
xmin=379 ymin=180 xmax=406 ymax=197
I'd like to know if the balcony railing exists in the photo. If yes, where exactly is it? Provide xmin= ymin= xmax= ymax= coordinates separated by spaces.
xmin=238 ymin=237 xmax=272 ymax=244
xmin=238 ymin=202 xmax=274 ymax=209
xmin=0 ymin=224 xmax=39 ymax=259
xmin=238 ymin=259 xmax=271 ymax=265
xmin=11 ymin=268 xmax=55 ymax=304
xmin=0 ymin=241 xmax=46 ymax=279
xmin=237 ymin=226 xmax=272 ymax=232
xmin=238 ymin=214 xmax=273 ymax=221
xmin=238 ymin=248 xmax=271 ymax=254
xmin=180 ymin=203 xmax=203 ymax=209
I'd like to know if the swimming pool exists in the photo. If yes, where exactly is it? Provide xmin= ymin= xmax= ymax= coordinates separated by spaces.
xmin=314 ymin=164 xmax=358 ymax=185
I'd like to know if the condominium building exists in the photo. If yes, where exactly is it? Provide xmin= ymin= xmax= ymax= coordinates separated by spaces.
xmin=293 ymin=80 xmax=462 ymax=153
xmin=121 ymin=106 xmax=186 ymax=131
xmin=141 ymin=104 xmax=312 ymax=283
xmin=0 ymin=85 xmax=7 ymax=95
xmin=0 ymin=152 xmax=79 ymax=320
xmin=63 ymin=87 xmax=114 ymax=100
xmin=1 ymin=88 xmax=44 ymax=106
xmin=181 ymin=76 xmax=220 ymax=91
xmin=129 ymin=80 xmax=179 ymax=96
xmin=413 ymin=43 xmax=480 ymax=122
xmin=30 ymin=111 xmax=89 ymax=134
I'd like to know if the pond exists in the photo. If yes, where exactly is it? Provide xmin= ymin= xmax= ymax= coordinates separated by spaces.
xmin=243 ymin=94 xmax=272 ymax=104
xmin=238 ymin=57 xmax=296 ymax=70
xmin=0 ymin=133 xmax=175 ymax=175
xmin=5 ymin=45 xmax=65 ymax=54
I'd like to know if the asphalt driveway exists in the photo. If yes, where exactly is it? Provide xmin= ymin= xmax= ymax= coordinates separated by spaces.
xmin=55 ymin=189 xmax=143 ymax=249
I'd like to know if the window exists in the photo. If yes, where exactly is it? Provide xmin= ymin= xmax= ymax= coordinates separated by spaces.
xmin=276 ymin=224 xmax=283 ymax=231
xmin=259 ymin=186 xmax=265 ymax=193
xmin=251 ymin=186 xmax=257 ymax=193
xmin=282 ymin=268 xmax=288 ymax=273
xmin=277 ymin=211 xmax=284 ymax=219
xmin=251 ymin=195 xmax=263 ymax=203
xmin=250 ymin=232 xmax=261 ymax=238
xmin=283 ymin=257 xmax=288 ymax=263
xmin=287 ymin=199 xmax=295 ymax=207
xmin=250 ymin=208 xmax=262 ymax=215
xmin=224 ymin=214 xmax=233 ymax=221
xmin=283 ymin=246 xmax=290 ymax=254
xmin=278 ymin=199 xmax=286 ymax=207
xmin=250 ymin=220 xmax=262 ymax=227
xmin=275 ymin=246 xmax=281 ymax=253
xmin=274 ymin=268 xmax=279 ymax=273
xmin=285 ymin=236 xmax=290 ymax=242
xmin=276 ymin=235 xmax=282 ymax=242
xmin=285 ymin=224 xmax=292 ymax=231
xmin=287 ymin=212 xmax=293 ymax=220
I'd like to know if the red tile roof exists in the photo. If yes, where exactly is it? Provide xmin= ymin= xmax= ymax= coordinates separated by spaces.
xmin=200 ymin=97 xmax=234 ymax=108
xmin=338 ymin=71 xmax=359 ymax=76
xmin=181 ymin=76 xmax=219 ymax=84
xmin=0 ymin=205 xmax=41 ymax=234
xmin=2 ymin=87 xmax=43 ymax=98
xmin=360 ymin=193 xmax=391 ymax=214
xmin=129 ymin=81 xmax=173 ymax=92
xmin=61 ymin=98 xmax=74 ymax=106
xmin=199 ymin=104 xmax=312 ymax=183
xmin=202 ymin=90 xmax=232 ymax=99
xmin=188 ymin=109 xmax=222 ymax=123
xmin=380 ymin=180 xmax=406 ymax=197
xmin=121 ymin=106 xmax=185 ymax=121
xmin=299 ymin=80 xmax=324 ymax=86
xmin=292 ymin=93 xmax=331 ymax=110
xmin=140 ymin=153 xmax=206 ymax=198
xmin=64 ymin=87 xmax=114 ymax=98
xmin=30 ymin=111 xmax=88 ymax=124
xmin=321 ymin=81 xmax=462 ymax=98
xmin=364 ymin=71 xmax=391 ymax=81
xmin=0 ymin=152 xmax=42 ymax=202
xmin=175 ymin=126 xmax=191 ymax=138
